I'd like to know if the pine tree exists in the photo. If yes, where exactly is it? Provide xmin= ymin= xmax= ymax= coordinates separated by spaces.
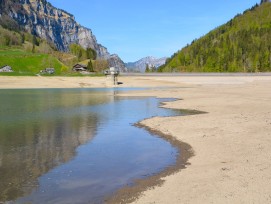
xmin=87 ymin=60 xmax=94 ymax=72
xmin=32 ymin=35 xmax=39 ymax=46
xmin=145 ymin=64 xmax=150 ymax=72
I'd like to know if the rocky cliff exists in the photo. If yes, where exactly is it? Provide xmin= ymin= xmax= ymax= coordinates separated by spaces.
xmin=0 ymin=0 xmax=125 ymax=70
xmin=126 ymin=56 xmax=167 ymax=72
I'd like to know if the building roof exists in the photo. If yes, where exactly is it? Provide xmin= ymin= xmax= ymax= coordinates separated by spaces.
xmin=73 ymin=64 xmax=87 ymax=68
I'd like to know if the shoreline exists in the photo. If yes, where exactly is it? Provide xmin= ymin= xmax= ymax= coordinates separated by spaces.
xmin=1 ymin=75 xmax=271 ymax=203
xmin=106 ymin=100 xmax=206 ymax=204
xmin=106 ymin=122 xmax=194 ymax=204
xmin=2 ymin=74 xmax=271 ymax=89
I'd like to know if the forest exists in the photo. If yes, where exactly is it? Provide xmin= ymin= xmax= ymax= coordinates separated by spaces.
xmin=160 ymin=2 xmax=271 ymax=72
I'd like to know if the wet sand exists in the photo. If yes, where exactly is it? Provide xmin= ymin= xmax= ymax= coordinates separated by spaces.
xmin=1 ymin=75 xmax=271 ymax=203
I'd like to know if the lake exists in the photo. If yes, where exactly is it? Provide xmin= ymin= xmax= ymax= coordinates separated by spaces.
xmin=0 ymin=88 xmax=186 ymax=204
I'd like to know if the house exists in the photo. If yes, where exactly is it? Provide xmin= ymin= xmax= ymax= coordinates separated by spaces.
xmin=44 ymin=68 xmax=55 ymax=74
xmin=40 ymin=68 xmax=55 ymax=74
xmin=0 ymin=65 xmax=13 ymax=72
xmin=73 ymin=64 xmax=87 ymax=72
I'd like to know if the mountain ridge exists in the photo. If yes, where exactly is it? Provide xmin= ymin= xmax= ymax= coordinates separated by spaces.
xmin=126 ymin=56 xmax=167 ymax=72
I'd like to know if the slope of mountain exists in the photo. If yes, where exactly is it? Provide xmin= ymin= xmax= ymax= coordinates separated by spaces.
xmin=0 ymin=47 xmax=67 ymax=75
xmin=108 ymin=54 xmax=126 ymax=71
xmin=160 ymin=1 xmax=271 ymax=72
xmin=0 ymin=0 xmax=126 ymax=71
xmin=126 ymin=56 xmax=167 ymax=72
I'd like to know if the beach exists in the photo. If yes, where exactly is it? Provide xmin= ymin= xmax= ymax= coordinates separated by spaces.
xmin=1 ymin=75 xmax=271 ymax=203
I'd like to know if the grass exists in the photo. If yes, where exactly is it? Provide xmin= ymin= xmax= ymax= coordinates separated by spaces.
xmin=0 ymin=47 xmax=68 ymax=75
xmin=0 ymin=47 xmax=105 ymax=77
xmin=79 ymin=59 xmax=90 ymax=66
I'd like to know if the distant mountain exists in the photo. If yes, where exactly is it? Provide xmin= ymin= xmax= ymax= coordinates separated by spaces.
xmin=0 ymin=0 xmax=126 ymax=71
xmin=160 ymin=1 xmax=271 ymax=72
xmin=126 ymin=56 xmax=167 ymax=72
xmin=108 ymin=54 xmax=126 ymax=71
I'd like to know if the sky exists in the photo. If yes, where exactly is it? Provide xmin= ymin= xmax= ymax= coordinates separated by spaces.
xmin=49 ymin=0 xmax=260 ymax=62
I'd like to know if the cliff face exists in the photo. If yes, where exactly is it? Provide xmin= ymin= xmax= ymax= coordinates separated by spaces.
xmin=0 ymin=0 xmax=110 ymax=58
xmin=0 ymin=0 xmax=127 ymax=68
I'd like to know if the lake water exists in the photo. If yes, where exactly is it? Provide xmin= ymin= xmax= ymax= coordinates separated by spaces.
xmin=0 ymin=88 xmax=185 ymax=204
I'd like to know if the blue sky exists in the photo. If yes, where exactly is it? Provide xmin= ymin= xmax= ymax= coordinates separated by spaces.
xmin=49 ymin=0 xmax=259 ymax=62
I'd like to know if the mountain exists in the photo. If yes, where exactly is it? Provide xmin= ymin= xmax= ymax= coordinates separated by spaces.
xmin=126 ymin=56 xmax=167 ymax=72
xmin=160 ymin=1 xmax=271 ymax=72
xmin=0 ymin=0 xmax=126 ymax=71
xmin=108 ymin=54 xmax=126 ymax=72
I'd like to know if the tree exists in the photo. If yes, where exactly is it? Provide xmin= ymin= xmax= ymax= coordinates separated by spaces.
xmin=87 ymin=60 xmax=94 ymax=72
xmin=86 ymin=48 xmax=97 ymax=60
xmin=151 ymin=65 xmax=156 ymax=72
xmin=145 ymin=64 xmax=150 ymax=72
xmin=93 ymin=60 xmax=108 ymax=72
xmin=21 ymin=33 xmax=25 ymax=44
xmin=69 ymin=44 xmax=88 ymax=61
xmin=31 ymin=44 xmax=35 ymax=53
xmin=32 ymin=35 xmax=39 ymax=46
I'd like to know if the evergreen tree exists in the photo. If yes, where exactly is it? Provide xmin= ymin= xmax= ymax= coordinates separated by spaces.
xmin=86 ymin=48 xmax=97 ymax=60
xmin=145 ymin=64 xmax=150 ymax=72
xmin=32 ymin=35 xmax=39 ymax=46
xmin=87 ymin=60 xmax=94 ymax=72
xmin=151 ymin=65 xmax=156 ymax=72
xmin=21 ymin=33 xmax=25 ymax=44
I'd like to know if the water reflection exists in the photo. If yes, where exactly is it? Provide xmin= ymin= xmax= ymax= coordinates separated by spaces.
xmin=0 ymin=89 xmax=183 ymax=203
xmin=0 ymin=89 xmax=113 ymax=201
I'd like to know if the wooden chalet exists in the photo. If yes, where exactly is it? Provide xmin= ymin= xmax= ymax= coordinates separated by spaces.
xmin=73 ymin=64 xmax=87 ymax=72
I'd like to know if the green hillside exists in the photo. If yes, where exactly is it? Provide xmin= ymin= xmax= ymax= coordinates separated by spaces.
xmin=0 ymin=26 xmax=69 ymax=75
xmin=160 ymin=2 xmax=271 ymax=72
xmin=0 ymin=47 xmax=67 ymax=75
xmin=0 ymin=26 xmax=100 ymax=75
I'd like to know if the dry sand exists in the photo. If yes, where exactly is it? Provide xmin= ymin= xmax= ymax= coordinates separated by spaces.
xmin=1 ymin=75 xmax=271 ymax=203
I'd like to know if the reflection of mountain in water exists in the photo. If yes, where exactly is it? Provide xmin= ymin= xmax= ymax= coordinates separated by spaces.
xmin=0 ymin=89 xmax=114 ymax=202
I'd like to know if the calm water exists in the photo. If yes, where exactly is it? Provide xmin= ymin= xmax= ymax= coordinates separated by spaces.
xmin=0 ymin=88 xmax=184 ymax=204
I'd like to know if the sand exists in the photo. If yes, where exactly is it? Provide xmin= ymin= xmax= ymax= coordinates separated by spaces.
xmin=1 ymin=75 xmax=271 ymax=203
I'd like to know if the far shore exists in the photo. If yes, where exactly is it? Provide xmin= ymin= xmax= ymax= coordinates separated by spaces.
xmin=1 ymin=73 xmax=271 ymax=89
xmin=1 ymin=75 xmax=271 ymax=203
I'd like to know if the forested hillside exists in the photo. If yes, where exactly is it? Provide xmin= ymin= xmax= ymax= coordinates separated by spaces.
xmin=160 ymin=1 xmax=271 ymax=72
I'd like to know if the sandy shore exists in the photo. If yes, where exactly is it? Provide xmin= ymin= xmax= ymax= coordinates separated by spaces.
xmin=1 ymin=75 xmax=271 ymax=203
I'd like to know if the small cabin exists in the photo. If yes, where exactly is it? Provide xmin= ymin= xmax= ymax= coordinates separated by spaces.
xmin=40 ymin=68 xmax=55 ymax=74
xmin=73 ymin=64 xmax=87 ymax=72
xmin=0 ymin=65 xmax=13 ymax=72
xmin=45 ymin=68 xmax=55 ymax=74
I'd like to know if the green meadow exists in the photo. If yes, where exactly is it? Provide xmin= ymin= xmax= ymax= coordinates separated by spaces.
xmin=0 ymin=47 xmax=67 ymax=75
